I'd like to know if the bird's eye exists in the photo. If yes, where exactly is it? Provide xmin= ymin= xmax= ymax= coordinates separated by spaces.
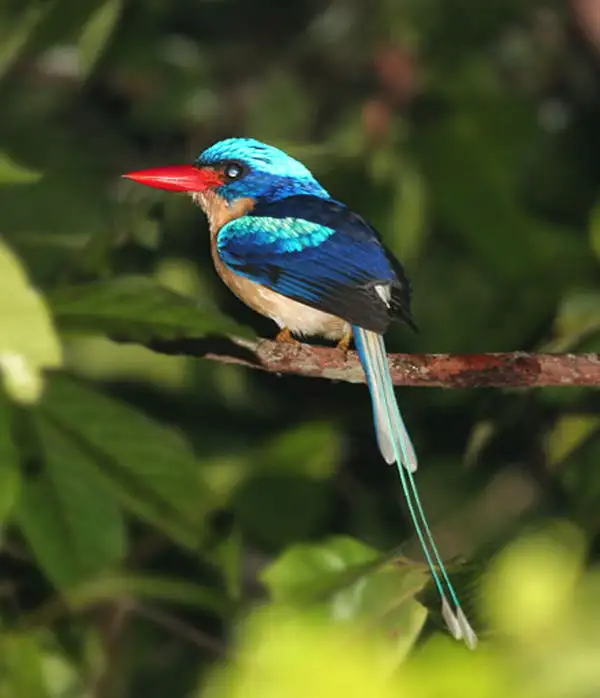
xmin=224 ymin=162 xmax=245 ymax=181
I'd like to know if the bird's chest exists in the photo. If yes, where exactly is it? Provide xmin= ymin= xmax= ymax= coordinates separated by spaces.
xmin=209 ymin=230 xmax=347 ymax=340
xmin=200 ymin=191 xmax=348 ymax=340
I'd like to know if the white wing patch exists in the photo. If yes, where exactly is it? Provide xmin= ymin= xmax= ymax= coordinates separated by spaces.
xmin=374 ymin=284 xmax=391 ymax=307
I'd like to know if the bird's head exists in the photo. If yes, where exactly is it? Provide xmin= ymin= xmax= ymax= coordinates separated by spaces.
xmin=123 ymin=138 xmax=330 ymax=215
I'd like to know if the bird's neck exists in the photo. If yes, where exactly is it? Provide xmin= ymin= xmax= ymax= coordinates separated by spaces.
xmin=193 ymin=191 xmax=255 ymax=236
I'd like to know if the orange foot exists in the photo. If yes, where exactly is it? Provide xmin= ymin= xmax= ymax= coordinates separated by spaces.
xmin=275 ymin=327 xmax=300 ymax=344
xmin=336 ymin=329 xmax=353 ymax=354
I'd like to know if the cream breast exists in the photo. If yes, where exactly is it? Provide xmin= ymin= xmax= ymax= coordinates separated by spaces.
xmin=195 ymin=190 xmax=349 ymax=340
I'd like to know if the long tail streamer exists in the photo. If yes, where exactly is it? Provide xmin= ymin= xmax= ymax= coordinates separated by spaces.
xmin=353 ymin=325 xmax=477 ymax=649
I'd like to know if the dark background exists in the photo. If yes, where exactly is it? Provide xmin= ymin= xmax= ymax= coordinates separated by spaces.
xmin=1 ymin=1 xmax=600 ymax=696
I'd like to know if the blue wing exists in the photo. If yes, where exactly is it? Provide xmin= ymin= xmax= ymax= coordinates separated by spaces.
xmin=353 ymin=326 xmax=477 ymax=648
xmin=217 ymin=195 xmax=414 ymax=333
xmin=218 ymin=194 xmax=477 ymax=646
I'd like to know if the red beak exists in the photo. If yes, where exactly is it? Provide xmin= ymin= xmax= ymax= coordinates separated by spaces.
xmin=121 ymin=164 xmax=224 ymax=192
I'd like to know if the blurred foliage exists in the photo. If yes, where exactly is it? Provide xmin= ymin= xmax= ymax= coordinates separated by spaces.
xmin=1 ymin=0 xmax=600 ymax=696
xmin=200 ymin=525 xmax=600 ymax=698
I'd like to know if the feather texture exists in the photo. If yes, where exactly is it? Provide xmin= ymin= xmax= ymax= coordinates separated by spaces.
xmin=127 ymin=137 xmax=477 ymax=647
xmin=353 ymin=326 xmax=477 ymax=649
xmin=353 ymin=327 xmax=417 ymax=471
xmin=198 ymin=139 xmax=330 ymax=203
xmin=217 ymin=195 xmax=413 ymax=333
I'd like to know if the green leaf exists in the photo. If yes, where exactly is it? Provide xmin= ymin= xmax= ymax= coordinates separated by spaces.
xmin=0 ymin=633 xmax=79 ymax=698
xmin=261 ymin=536 xmax=380 ymax=604
xmin=0 ymin=239 xmax=62 ymax=404
xmin=350 ymin=564 xmax=428 ymax=661
xmin=261 ymin=537 xmax=428 ymax=656
xmin=589 ymin=197 xmax=600 ymax=263
xmin=39 ymin=375 xmax=216 ymax=547
xmin=257 ymin=422 xmax=341 ymax=480
xmin=0 ymin=153 xmax=42 ymax=185
xmin=202 ymin=423 xmax=341 ymax=512
xmin=202 ymin=606 xmax=423 ymax=698
xmin=77 ymin=0 xmax=122 ymax=78
xmin=0 ymin=4 xmax=51 ymax=82
xmin=66 ymin=574 xmax=230 ymax=616
xmin=49 ymin=276 xmax=251 ymax=342
xmin=0 ymin=392 xmax=20 ymax=529
xmin=209 ymin=527 xmax=243 ymax=601
xmin=1 ymin=635 xmax=53 ymax=698
xmin=483 ymin=523 xmax=585 ymax=641
xmin=387 ymin=160 xmax=428 ymax=262
xmin=16 ymin=419 xmax=126 ymax=590
xmin=464 ymin=420 xmax=497 ymax=467
xmin=545 ymin=414 xmax=600 ymax=469
xmin=544 ymin=290 xmax=600 ymax=352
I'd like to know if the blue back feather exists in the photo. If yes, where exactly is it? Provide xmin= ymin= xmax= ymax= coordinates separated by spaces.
xmin=217 ymin=196 xmax=400 ymax=332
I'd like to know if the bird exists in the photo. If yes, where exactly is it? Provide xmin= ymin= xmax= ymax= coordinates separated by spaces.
xmin=123 ymin=137 xmax=477 ymax=648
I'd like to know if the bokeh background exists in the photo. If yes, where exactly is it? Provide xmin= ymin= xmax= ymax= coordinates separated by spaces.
xmin=2 ymin=0 xmax=600 ymax=696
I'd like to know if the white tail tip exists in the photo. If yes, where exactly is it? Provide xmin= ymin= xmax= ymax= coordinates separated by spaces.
xmin=441 ymin=597 xmax=463 ymax=640
xmin=441 ymin=600 xmax=478 ymax=649
xmin=457 ymin=607 xmax=478 ymax=650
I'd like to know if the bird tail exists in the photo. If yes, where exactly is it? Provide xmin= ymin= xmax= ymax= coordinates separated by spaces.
xmin=353 ymin=325 xmax=477 ymax=649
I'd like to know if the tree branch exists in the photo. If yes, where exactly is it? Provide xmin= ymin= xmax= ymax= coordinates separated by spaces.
xmin=133 ymin=336 xmax=600 ymax=388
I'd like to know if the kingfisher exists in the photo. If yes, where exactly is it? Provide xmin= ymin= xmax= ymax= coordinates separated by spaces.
xmin=123 ymin=137 xmax=477 ymax=648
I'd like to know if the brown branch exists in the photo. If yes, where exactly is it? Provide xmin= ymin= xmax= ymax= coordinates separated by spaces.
xmin=135 ymin=336 xmax=600 ymax=388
